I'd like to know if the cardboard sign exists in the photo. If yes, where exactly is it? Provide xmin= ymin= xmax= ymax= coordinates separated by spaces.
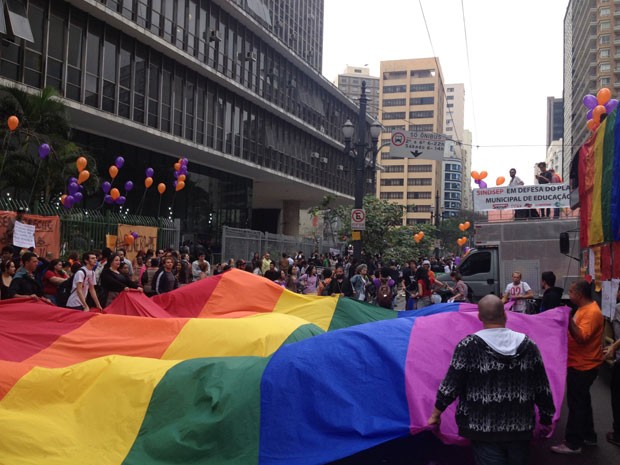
xmin=116 ymin=224 xmax=158 ymax=262
xmin=13 ymin=221 xmax=35 ymax=248
xmin=0 ymin=211 xmax=60 ymax=258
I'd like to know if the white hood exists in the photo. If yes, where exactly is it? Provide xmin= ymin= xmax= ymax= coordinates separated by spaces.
xmin=474 ymin=328 xmax=526 ymax=356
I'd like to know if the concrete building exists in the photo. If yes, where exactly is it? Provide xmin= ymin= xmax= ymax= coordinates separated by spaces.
xmin=336 ymin=66 xmax=380 ymax=118
xmin=0 ymin=0 xmax=367 ymax=245
xmin=461 ymin=129 xmax=473 ymax=210
xmin=546 ymin=139 xmax=563 ymax=177
xmin=442 ymin=83 xmax=465 ymax=218
xmin=376 ymin=57 xmax=445 ymax=226
xmin=563 ymin=0 xmax=596 ymax=181
xmin=546 ymin=96 xmax=564 ymax=148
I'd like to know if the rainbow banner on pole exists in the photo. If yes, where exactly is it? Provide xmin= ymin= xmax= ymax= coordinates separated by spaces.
xmin=0 ymin=274 xmax=569 ymax=465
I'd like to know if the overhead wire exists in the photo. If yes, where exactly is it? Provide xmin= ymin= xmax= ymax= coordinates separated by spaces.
xmin=460 ymin=0 xmax=478 ymax=141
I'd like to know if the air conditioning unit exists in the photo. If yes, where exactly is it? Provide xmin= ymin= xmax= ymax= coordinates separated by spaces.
xmin=336 ymin=164 xmax=344 ymax=171
xmin=208 ymin=30 xmax=222 ymax=42
xmin=310 ymin=152 xmax=320 ymax=159
xmin=245 ymin=52 xmax=257 ymax=62
xmin=320 ymin=157 xmax=328 ymax=164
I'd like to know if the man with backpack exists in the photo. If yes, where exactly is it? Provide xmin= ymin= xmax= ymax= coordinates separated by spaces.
xmin=64 ymin=252 xmax=103 ymax=312
xmin=373 ymin=267 xmax=396 ymax=310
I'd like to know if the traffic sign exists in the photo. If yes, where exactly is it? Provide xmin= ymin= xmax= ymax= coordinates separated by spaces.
xmin=389 ymin=129 xmax=446 ymax=161
xmin=351 ymin=208 xmax=366 ymax=231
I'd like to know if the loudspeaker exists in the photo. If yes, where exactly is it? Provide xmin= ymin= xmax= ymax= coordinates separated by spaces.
xmin=560 ymin=232 xmax=570 ymax=255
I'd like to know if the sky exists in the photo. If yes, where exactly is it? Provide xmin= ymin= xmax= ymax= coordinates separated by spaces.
xmin=322 ymin=0 xmax=567 ymax=188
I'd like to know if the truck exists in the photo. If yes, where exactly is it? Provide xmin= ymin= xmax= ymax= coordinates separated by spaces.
xmin=456 ymin=218 xmax=580 ymax=302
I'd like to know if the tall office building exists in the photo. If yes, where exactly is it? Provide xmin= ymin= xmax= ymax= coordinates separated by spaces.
xmin=546 ymin=139 xmax=563 ymax=175
xmin=336 ymin=66 xmax=380 ymax=118
xmin=546 ymin=96 xmax=564 ymax=148
xmin=442 ymin=84 xmax=465 ymax=218
xmin=563 ymin=0 xmax=597 ymax=181
xmin=0 ymin=0 xmax=366 ymax=244
xmin=461 ymin=129 xmax=473 ymax=211
xmin=376 ymin=57 xmax=445 ymax=225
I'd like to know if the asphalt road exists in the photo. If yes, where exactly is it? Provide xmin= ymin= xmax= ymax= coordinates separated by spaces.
xmin=329 ymin=364 xmax=618 ymax=465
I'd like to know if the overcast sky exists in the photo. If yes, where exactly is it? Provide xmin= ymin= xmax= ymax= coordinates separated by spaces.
xmin=322 ymin=0 xmax=567 ymax=187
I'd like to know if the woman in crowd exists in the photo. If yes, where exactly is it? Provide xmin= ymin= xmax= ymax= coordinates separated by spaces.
xmin=287 ymin=265 xmax=300 ymax=293
xmin=42 ymin=259 xmax=68 ymax=304
xmin=300 ymin=264 xmax=319 ymax=295
xmin=350 ymin=264 xmax=370 ymax=302
xmin=275 ymin=270 xmax=288 ymax=288
xmin=414 ymin=266 xmax=433 ymax=309
xmin=317 ymin=268 xmax=332 ymax=296
xmin=100 ymin=253 xmax=139 ymax=306
xmin=446 ymin=271 xmax=469 ymax=302
xmin=1 ymin=260 xmax=16 ymax=300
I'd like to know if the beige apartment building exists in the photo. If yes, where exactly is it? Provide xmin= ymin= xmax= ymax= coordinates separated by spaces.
xmin=376 ymin=58 xmax=445 ymax=225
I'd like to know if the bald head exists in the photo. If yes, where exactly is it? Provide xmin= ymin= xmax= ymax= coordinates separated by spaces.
xmin=478 ymin=295 xmax=506 ymax=326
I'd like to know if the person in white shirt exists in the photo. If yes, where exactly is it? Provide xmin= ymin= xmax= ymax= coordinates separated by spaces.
xmin=192 ymin=253 xmax=211 ymax=280
xmin=509 ymin=168 xmax=524 ymax=186
xmin=501 ymin=271 xmax=533 ymax=313
xmin=66 ymin=251 xmax=103 ymax=312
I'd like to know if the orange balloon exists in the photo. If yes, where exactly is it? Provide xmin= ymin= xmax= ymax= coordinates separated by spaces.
xmin=175 ymin=181 xmax=185 ymax=192
xmin=77 ymin=170 xmax=90 ymax=185
xmin=587 ymin=119 xmax=598 ymax=131
xmin=459 ymin=223 xmax=465 ymax=232
xmin=76 ymin=156 xmax=87 ymax=173
xmin=496 ymin=176 xmax=505 ymax=186
xmin=110 ymin=188 xmax=120 ymax=200
xmin=597 ymin=87 xmax=611 ymax=105
xmin=177 ymin=174 xmax=186 ymax=182
xmin=456 ymin=238 xmax=463 ymax=246
xmin=158 ymin=183 xmax=166 ymax=195
xmin=464 ymin=221 xmax=471 ymax=230
xmin=109 ymin=165 xmax=119 ymax=179
xmin=144 ymin=177 xmax=153 ymax=188
xmin=593 ymin=105 xmax=606 ymax=123
xmin=479 ymin=171 xmax=488 ymax=180
xmin=418 ymin=231 xmax=424 ymax=239
xmin=7 ymin=115 xmax=19 ymax=131
xmin=414 ymin=234 xmax=421 ymax=243
xmin=471 ymin=170 xmax=480 ymax=180
xmin=174 ymin=162 xmax=181 ymax=171
xmin=60 ymin=194 xmax=67 ymax=206
xmin=125 ymin=234 xmax=134 ymax=246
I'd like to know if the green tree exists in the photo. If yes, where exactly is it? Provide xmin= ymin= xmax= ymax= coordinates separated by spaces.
xmin=0 ymin=86 xmax=99 ymax=205
xmin=436 ymin=210 xmax=485 ymax=254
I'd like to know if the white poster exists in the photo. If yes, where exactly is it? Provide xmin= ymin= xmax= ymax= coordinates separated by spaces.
xmin=12 ymin=221 xmax=36 ymax=249
xmin=473 ymin=184 xmax=570 ymax=212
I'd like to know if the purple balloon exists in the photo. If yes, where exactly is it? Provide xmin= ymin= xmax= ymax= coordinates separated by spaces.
xmin=145 ymin=167 xmax=154 ymax=177
xmin=586 ymin=109 xmax=593 ymax=120
xmin=479 ymin=180 xmax=488 ymax=188
xmin=64 ymin=195 xmax=75 ymax=208
xmin=131 ymin=231 xmax=139 ymax=239
xmin=104 ymin=194 xmax=114 ymax=204
xmin=38 ymin=143 xmax=50 ymax=159
xmin=68 ymin=182 xmax=79 ymax=195
xmin=68 ymin=177 xmax=78 ymax=185
xmin=115 ymin=156 xmax=125 ymax=168
xmin=583 ymin=94 xmax=598 ymax=109
xmin=173 ymin=180 xmax=178 ymax=188
xmin=174 ymin=171 xmax=179 ymax=179
xmin=179 ymin=165 xmax=188 ymax=175
xmin=474 ymin=179 xmax=480 ymax=185
xmin=73 ymin=192 xmax=83 ymax=203
xmin=124 ymin=180 xmax=134 ymax=192
xmin=181 ymin=158 xmax=189 ymax=166
xmin=454 ymin=257 xmax=461 ymax=266
xmin=605 ymin=98 xmax=619 ymax=113
xmin=102 ymin=181 xmax=111 ymax=194
xmin=116 ymin=196 xmax=126 ymax=205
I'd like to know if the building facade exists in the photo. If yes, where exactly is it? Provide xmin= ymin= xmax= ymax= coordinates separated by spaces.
xmin=0 ymin=0 xmax=366 ymax=247
xmin=376 ymin=57 xmax=445 ymax=226
xmin=563 ymin=0 xmax=596 ymax=181
xmin=546 ymin=96 xmax=564 ymax=148
xmin=442 ymin=83 xmax=465 ymax=217
xmin=336 ymin=66 xmax=380 ymax=118
xmin=546 ymin=138 xmax=563 ymax=176
xmin=461 ymin=129 xmax=473 ymax=210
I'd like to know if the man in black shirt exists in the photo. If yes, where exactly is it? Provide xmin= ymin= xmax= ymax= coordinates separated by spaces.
xmin=401 ymin=260 xmax=418 ymax=310
xmin=326 ymin=264 xmax=353 ymax=297
xmin=8 ymin=252 xmax=51 ymax=303
xmin=154 ymin=257 xmax=179 ymax=294
xmin=263 ymin=261 xmax=279 ymax=281
xmin=540 ymin=271 xmax=563 ymax=312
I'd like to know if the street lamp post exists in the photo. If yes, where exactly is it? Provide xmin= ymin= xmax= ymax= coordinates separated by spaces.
xmin=342 ymin=81 xmax=382 ymax=261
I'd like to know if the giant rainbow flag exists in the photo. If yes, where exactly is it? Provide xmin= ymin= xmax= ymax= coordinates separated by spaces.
xmin=579 ymin=108 xmax=620 ymax=246
xmin=0 ymin=272 xmax=569 ymax=465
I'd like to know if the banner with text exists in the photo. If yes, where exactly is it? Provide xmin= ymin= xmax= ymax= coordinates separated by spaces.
xmin=116 ymin=224 xmax=158 ymax=262
xmin=473 ymin=183 xmax=570 ymax=211
xmin=0 ymin=211 xmax=61 ymax=258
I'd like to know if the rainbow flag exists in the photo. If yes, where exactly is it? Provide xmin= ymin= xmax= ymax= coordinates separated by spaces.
xmin=579 ymin=108 xmax=620 ymax=245
xmin=0 ymin=296 xmax=568 ymax=465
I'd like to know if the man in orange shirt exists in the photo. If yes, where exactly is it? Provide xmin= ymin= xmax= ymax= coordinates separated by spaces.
xmin=551 ymin=280 xmax=604 ymax=454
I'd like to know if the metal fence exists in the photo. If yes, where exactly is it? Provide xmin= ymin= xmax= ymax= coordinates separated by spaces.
xmin=221 ymin=226 xmax=343 ymax=262
xmin=0 ymin=199 xmax=180 ymax=256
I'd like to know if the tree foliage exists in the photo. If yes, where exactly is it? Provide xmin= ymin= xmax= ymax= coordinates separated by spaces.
xmin=436 ymin=210 xmax=486 ymax=254
xmin=0 ymin=86 xmax=99 ymax=205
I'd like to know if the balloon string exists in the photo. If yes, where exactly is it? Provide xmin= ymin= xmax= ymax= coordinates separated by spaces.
xmin=27 ymin=160 xmax=43 ymax=208
xmin=137 ymin=189 xmax=148 ymax=216
xmin=157 ymin=194 xmax=162 ymax=218
xmin=0 ymin=131 xmax=13 ymax=184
